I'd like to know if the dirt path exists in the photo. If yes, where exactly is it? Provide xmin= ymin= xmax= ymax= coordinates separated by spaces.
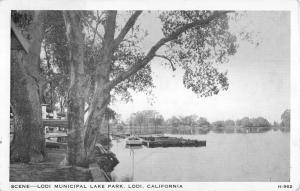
xmin=10 ymin=149 xmax=92 ymax=182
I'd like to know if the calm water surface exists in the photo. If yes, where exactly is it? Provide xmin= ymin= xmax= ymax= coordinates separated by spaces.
xmin=111 ymin=131 xmax=289 ymax=181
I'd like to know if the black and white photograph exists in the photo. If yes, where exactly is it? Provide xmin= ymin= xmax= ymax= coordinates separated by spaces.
xmin=1 ymin=0 xmax=300 ymax=190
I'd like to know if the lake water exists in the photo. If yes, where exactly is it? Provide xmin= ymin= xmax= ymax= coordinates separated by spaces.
xmin=110 ymin=131 xmax=290 ymax=182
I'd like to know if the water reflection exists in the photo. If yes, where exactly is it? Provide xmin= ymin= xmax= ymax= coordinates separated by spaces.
xmin=111 ymin=131 xmax=289 ymax=182
xmin=126 ymin=145 xmax=143 ymax=181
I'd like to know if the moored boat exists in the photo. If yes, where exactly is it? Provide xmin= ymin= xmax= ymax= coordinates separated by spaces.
xmin=126 ymin=136 xmax=143 ymax=146
xmin=45 ymin=132 xmax=67 ymax=149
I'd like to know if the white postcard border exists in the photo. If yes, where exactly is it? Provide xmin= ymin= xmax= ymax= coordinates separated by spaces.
xmin=0 ymin=0 xmax=299 ymax=190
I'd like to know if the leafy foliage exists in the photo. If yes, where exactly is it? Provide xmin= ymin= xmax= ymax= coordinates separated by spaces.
xmin=167 ymin=115 xmax=209 ymax=128
xmin=167 ymin=116 xmax=181 ymax=127
xmin=128 ymin=110 xmax=164 ymax=127
xmin=197 ymin=117 xmax=210 ymax=127
xmin=40 ymin=11 xmax=69 ymax=112
xmin=159 ymin=11 xmax=238 ymax=97
xmin=11 ymin=11 xmax=34 ymax=38
xmin=39 ymin=11 xmax=155 ymax=112
xmin=281 ymin=109 xmax=290 ymax=128
xmin=224 ymin=119 xmax=235 ymax=127
xmin=84 ymin=11 xmax=155 ymax=103
xmin=235 ymin=116 xmax=270 ymax=128
xmin=13 ymin=11 xmax=245 ymax=120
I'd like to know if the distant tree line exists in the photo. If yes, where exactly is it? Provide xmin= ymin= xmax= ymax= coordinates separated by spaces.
xmin=127 ymin=110 xmax=164 ymax=134
xmin=111 ymin=109 xmax=290 ymax=134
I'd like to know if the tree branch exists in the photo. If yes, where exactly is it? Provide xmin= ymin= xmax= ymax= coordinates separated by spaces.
xmin=105 ymin=11 xmax=232 ymax=91
xmin=82 ymin=13 xmax=104 ymax=43
xmin=113 ymin=11 xmax=142 ymax=49
xmin=85 ymin=106 xmax=90 ymax=113
xmin=165 ymin=11 xmax=232 ymax=42
xmin=91 ymin=21 xmax=103 ymax=43
xmin=155 ymin=54 xmax=176 ymax=71
xmin=44 ymin=25 xmax=54 ymax=34
xmin=92 ymin=11 xmax=104 ymax=43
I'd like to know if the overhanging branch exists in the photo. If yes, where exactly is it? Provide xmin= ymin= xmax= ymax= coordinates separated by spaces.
xmin=105 ymin=11 xmax=232 ymax=91
xmin=155 ymin=54 xmax=176 ymax=71
xmin=113 ymin=11 xmax=142 ymax=49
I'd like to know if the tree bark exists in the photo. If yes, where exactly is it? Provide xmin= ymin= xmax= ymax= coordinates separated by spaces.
xmin=63 ymin=11 xmax=88 ymax=167
xmin=82 ymin=11 xmax=116 ymax=162
xmin=10 ymin=12 xmax=45 ymax=163
xmin=63 ymin=11 xmax=115 ymax=167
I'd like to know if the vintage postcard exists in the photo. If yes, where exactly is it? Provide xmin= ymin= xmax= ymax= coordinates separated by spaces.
xmin=0 ymin=0 xmax=299 ymax=190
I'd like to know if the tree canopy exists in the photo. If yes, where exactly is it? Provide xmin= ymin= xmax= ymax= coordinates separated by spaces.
xmin=128 ymin=110 xmax=164 ymax=127
xmin=13 ymin=10 xmax=241 ymax=114
xmin=11 ymin=10 xmax=253 ymax=166
xmin=281 ymin=109 xmax=290 ymax=130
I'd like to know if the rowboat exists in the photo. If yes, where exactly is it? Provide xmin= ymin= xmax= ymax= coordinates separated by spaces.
xmin=126 ymin=136 xmax=143 ymax=146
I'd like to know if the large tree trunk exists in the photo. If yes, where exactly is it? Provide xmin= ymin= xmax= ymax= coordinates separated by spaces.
xmin=63 ymin=11 xmax=115 ymax=167
xmin=10 ymin=12 xmax=45 ymax=163
xmin=11 ymin=51 xmax=45 ymax=163
xmin=83 ymin=91 xmax=110 ymax=162
xmin=82 ymin=11 xmax=116 ymax=164
xmin=63 ymin=11 xmax=88 ymax=167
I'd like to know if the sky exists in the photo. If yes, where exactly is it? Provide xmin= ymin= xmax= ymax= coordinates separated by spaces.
xmin=111 ymin=11 xmax=290 ymax=123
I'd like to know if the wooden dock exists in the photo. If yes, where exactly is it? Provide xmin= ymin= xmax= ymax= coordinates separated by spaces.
xmin=140 ymin=136 xmax=206 ymax=148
